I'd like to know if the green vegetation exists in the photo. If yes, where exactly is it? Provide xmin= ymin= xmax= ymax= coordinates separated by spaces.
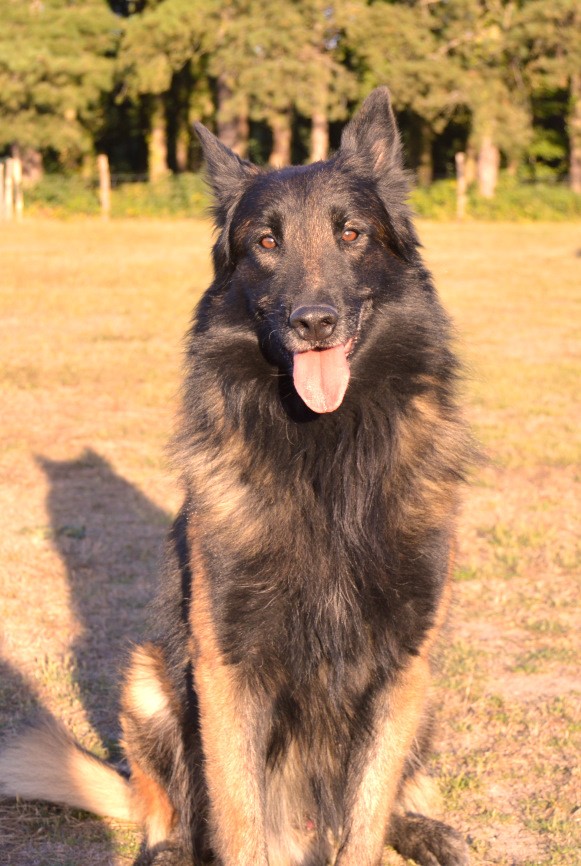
xmin=1 ymin=0 xmax=580 ymax=198
xmin=22 ymin=172 xmax=581 ymax=220
xmin=25 ymin=173 xmax=209 ymax=218
xmin=412 ymin=177 xmax=581 ymax=220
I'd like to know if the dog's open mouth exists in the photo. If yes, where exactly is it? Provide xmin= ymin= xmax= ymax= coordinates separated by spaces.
xmin=292 ymin=339 xmax=353 ymax=413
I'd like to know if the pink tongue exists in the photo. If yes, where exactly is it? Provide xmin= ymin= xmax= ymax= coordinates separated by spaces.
xmin=292 ymin=345 xmax=350 ymax=413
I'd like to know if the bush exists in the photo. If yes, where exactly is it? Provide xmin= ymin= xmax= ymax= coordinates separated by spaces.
xmin=23 ymin=172 xmax=581 ymax=221
xmin=25 ymin=175 xmax=101 ymax=217
xmin=411 ymin=176 xmax=581 ymax=221
xmin=24 ymin=173 xmax=210 ymax=218
xmin=112 ymin=174 xmax=209 ymax=218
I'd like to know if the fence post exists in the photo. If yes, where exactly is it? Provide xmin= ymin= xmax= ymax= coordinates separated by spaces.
xmin=97 ymin=153 xmax=111 ymax=219
xmin=455 ymin=152 xmax=467 ymax=221
xmin=13 ymin=157 xmax=23 ymax=221
xmin=4 ymin=158 xmax=14 ymax=220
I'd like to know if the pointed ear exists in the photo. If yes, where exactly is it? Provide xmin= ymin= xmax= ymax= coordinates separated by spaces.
xmin=339 ymin=88 xmax=417 ymax=262
xmin=193 ymin=122 xmax=259 ymax=226
xmin=339 ymin=87 xmax=402 ymax=174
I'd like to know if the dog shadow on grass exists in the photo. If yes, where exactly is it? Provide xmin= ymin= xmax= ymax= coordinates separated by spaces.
xmin=36 ymin=448 xmax=171 ymax=748
xmin=0 ymin=449 xmax=170 ymax=866
xmin=0 ymin=450 xmax=168 ymax=866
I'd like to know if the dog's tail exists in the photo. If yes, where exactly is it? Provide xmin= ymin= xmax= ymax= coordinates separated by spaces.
xmin=0 ymin=719 xmax=134 ymax=821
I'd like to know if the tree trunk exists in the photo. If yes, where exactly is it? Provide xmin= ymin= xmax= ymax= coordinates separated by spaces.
xmin=234 ymin=111 xmax=249 ymax=159
xmin=216 ymin=75 xmax=249 ymax=157
xmin=465 ymin=142 xmax=477 ymax=186
xmin=417 ymin=121 xmax=433 ymax=187
xmin=506 ymin=157 xmax=518 ymax=178
xmin=97 ymin=153 xmax=111 ymax=220
xmin=569 ymin=71 xmax=581 ymax=194
xmin=269 ymin=112 xmax=292 ymax=168
xmin=149 ymin=96 xmax=169 ymax=183
xmin=310 ymin=110 xmax=329 ymax=163
xmin=455 ymin=152 xmax=467 ymax=220
xmin=477 ymin=135 xmax=500 ymax=198
xmin=176 ymin=129 xmax=190 ymax=172
xmin=11 ymin=144 xmax=43 ymax=187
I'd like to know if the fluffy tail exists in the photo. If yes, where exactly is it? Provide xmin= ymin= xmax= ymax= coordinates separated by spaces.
xmin=0 ymin=719 xmax=134 ymax=822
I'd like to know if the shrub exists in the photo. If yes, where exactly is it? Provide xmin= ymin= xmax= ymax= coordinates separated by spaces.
xmin=411 ymin=176 xmax=581 ymax=221
xmin=22 ymin=172 xmax=581 ymax=221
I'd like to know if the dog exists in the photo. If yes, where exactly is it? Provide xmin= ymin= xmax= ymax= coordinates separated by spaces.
xmin=0 ymin=87 xmax=471 ymax=866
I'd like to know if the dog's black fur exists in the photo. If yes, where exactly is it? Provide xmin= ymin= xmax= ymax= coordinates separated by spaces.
xmin=0 ymin=88 xmax=471 ymax=866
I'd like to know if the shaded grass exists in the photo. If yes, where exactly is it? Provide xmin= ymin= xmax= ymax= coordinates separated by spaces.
xmin=0 ymin=219 xmax=579 ymax=865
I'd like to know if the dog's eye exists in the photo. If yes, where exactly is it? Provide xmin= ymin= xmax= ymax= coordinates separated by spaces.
xmin=259 ymin=235 xmax=277 ymax=250
xmin=341 ymin=229 xmax=359 ymax=243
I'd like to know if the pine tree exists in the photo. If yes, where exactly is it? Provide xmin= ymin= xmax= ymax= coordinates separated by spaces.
xmin=204 ymin=1 xmax=310 ymax=166
xmin=291 ymin=0 xmax=357 ymax=162
xmin=514 ymin=0 xmax=581 ymax=192
xmin=0 ymin=0 xmax=119 ymax=171
xmin=117 ymin=0 xmax=215 ymax=178
xmin=341 ymin=0 xmax=464 ymax=185
xmin=435 ymin=0 xmax=532 ymax=197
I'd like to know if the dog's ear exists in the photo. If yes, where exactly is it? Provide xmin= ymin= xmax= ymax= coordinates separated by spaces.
xmin=339 ymin=88 xmax=417 ymax=262
xmin=339 ymin=87 xmax=402 ymax=175
xmin=194 ymin=122 xmax=259 ymax=226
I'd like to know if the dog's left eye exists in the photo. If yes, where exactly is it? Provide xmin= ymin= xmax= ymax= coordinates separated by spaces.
xmin=259 ymin=235 xmax=277 ymax=250
xmin=341 ymin=229 xmax=359 ymax=243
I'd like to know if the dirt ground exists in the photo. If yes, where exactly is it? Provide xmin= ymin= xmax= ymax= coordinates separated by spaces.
xmin=0 ymin=219 xmax=579 ymax=865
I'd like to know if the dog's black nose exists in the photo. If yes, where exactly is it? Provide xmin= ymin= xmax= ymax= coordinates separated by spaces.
xmin=289 ymin=305 xmax=339 ymax=342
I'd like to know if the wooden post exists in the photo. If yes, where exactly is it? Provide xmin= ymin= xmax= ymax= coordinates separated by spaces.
xmin=477 ymin=135 xmax=500 ymax=199
xmin=13 ymin=156 xmax=23 ymax=221
xmin=97 ymin=153 xmax=111 ymax=219
xmin=455 ymin=152 xmax=467 ymax=221
xmin=0 ymin=162 xmax=5 ymax=220
xmin=4 ymin=158 xmax=14 ymax=220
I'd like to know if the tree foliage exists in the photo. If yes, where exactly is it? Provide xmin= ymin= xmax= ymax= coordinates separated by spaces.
xmin=0 ymin=0 xmax=119 ymax=165
xmin=0 ymin=0 xmax=578 ymax=189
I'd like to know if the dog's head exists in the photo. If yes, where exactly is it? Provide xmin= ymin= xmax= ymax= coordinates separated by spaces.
xmin=195 ymin=88 xmax=422 ymax=415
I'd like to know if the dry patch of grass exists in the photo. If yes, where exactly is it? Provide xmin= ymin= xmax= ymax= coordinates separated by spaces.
xmin=0 ymin=219 xmax=579 ymax=865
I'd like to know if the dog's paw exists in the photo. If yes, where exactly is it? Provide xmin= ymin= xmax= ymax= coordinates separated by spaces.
xmin=388 ymin=812 xmax=470 ymax=866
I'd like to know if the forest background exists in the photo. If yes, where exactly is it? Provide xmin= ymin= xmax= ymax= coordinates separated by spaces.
xmin=1 ymin=0 xmax=580 ymax=220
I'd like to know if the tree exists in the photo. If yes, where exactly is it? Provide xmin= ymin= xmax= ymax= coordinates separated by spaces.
xmin=341 ymin=0 xmax=464 ymax=185
xmin=436 ymin=0 xmax=532 ymax=197
xmin=515 ymin=0 xmax=581 ymax=192
xmin=0 ymin=0 xmax=119 ymax=174
xmin=204 ymin=1 xmax=309 ymax=166
xmin=291 ymin=0 xmax=357 ymax=163
xmin=117 ymin=0 xmax=214 ymax=178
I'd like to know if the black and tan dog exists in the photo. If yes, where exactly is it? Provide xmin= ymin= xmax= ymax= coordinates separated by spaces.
xmin=0 ymin=88 xmax=472 ymax=865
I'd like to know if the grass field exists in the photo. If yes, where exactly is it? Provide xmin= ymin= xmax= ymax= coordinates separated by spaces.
xmin=0 ymin=219 xmax=579 ymax=866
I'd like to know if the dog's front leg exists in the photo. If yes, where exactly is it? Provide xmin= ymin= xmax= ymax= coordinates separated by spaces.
xmin=335 ymin=655 xmax=430 ymax=866
xmin=194 ymin=650 xmax=269 ymax=866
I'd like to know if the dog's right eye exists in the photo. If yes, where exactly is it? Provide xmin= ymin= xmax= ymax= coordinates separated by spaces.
xmin=259 ymin=235 xmax=277 ymax=250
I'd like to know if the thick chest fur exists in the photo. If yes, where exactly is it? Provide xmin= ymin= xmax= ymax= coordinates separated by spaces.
xmin=188 ymin=442 xmax=449 ymax=687
xmin=180 ymin=387 xmax=459 ymax=678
